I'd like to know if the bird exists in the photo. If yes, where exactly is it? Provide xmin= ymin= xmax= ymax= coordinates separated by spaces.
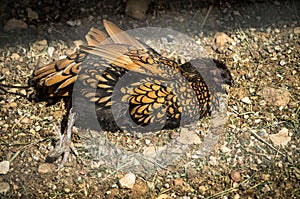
xmin=29 ymin=20 xmax=233 ymax=166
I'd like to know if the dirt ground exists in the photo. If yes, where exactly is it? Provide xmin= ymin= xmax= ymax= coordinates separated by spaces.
xmin=0 ymin=0 xmax=299 ymax=198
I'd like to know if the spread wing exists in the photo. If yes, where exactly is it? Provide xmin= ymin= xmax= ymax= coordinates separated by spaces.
xmin=30 ymin=20 xmax=178 ymax=103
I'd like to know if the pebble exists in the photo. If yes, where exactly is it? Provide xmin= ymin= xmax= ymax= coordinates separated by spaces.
xmin=47 ymin=47 xmax=55 ymax=58
xmin=125 ymin=0 xmax=151 ymax=20
xmin=0 ymin=182 xmax=10 ymax=194
xmin=279 ymin=60 xmax=286 ymax=66
xmin=4 ymin=18 xmax=28 ymax=32
xmin=11 ymin=53 xmax=20 ymax=60
xmin=173 ymin=178 xmax=183 ymax=186
xmin=27 ymin=8 xmax=38 ymax=21
xmin=64 ymin=188 xmax=71 ymax=193
xmin=220 ymin=145 xmax=231 ymax=153
xmin=156 ymin=194 xmax=172 ymax=199
xmin=119 ymin=172 xmax=136 ymax=189
xmin=241 ymin=97 xmax=252 ymax=105
xmin=38 ymin=163 xmax=55 ymax=174
xmin=8 ymin=102 xmax=17 ymax=108
xmin=257 ymin=87 xmax=290 ymax=107
xmin=0 ymin=161 xmax=9 ymax=174
xmin=144 ymin=139 xmax=151 ymax=145
xmin=230 ymin=170 xmax=241 ymax=182
xmin=208 ymin=156 xmax=218 ymax=165
xmin=294 ymin=27 xmax=300 ymax=34
xmin=198 ymin=185 xmax=206 ymax=194
xmin=33 ymin=40 xmax=48 ymax=51
xmin=66 ymin=19 xmax=81 ymax=27
xmin=73 ymin=40 xmax=84 ymax=49
xmin=20 ymin=117 xmax=32 ymax=124
xmin=177 ymin=127 xmax=201 ymax=144
xmin=213 ymin=32 xmax=234 ymax=52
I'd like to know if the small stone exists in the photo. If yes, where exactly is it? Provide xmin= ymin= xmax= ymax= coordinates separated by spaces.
xmin=125 ymin=0 xmax=151 ymax=20
xmin=144 ymin=139 xmax=151 ymax=145
xmin=66 ymin=19 xmax=81 ymax=27
xmin=38 ymin=163 xmax=55 ymax=174
xmin=47 ymin=47 xmax=55 ymax=58
xmin=73 ymin=40 xmax=84 ymax=49
xmin=279 ymin=60 xmax=286 ymax=66
xmin=33 ymin=40 xmax=48 ymax=51
xmin=233 ymin=194 xmax=240 ymax=199
xmin=230 ymin=170 xmax=241 ymax=182
xmin=8 ymin=102 xmax=17 ymax=108
xmin=252 ymin=105 xmax=259 ymax=112
xmin=20 ymin=117 xmax=31 ymax=124
xmin=294 ymin=27 xmax=300 ymax=34
xmin=156 ymin=194 xmax=172 ymax=199
xmin=4 ymin=18 xmax=28 ymax=32
xmin=173 ymin=178 xmax=183 ymax=186
xmin=64 ymin=188 xmax=71 ymax=193
xmin=213 ymin=32 xmax=234 ymax=52
xmin=0 ymin=161 xmax=10 ymax=174
xmin=177 ymin=127 xmax=201 ymax=144
xmin=198 ymin=185 xmax=206 ymax=194
xmin=220 ymin=145 xmax=231 ymax=153
xmin=257 ymin=87 xmax=290 ymax=107
xmin=119 ymin=172 xmax=136 ymax=189
xmin=2 ymin=68 xmax=10 ymax=76
xmin=11 ymin=53 xmax=20 ymax=60
xmin=241 ymin=97 xmax=252 ymax=104
xmin=0 ymin=182 xmax=10 ymax=194
xmin=27 ymin=8 xmax=38 ymax=21
xmin=20 ymin=89 xmax=27 ymax=96
xmin=208 ymin=156 xmax=218 ymax=165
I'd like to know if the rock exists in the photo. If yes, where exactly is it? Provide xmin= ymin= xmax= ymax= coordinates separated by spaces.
xmin=125 ymin=0 xmax=151 ymax=20
xmin=220 ymin=145 xmax=231 ymax=153
xmin=177 ymin=127 xmax=201 ymax=144
xmin=38 ymin=163 xmax=55 ymax=174
xmin=241 ymin=97 xmax=252 ymax=105
xmin=156 ymin=194 xmax=172 ymax=199
xmin=119 ymin=172 xmax=136 ymax=189
xmin=269 ymin=128 xmax=291 ymax=147
xmin=27 ymin=8 xmax=38 ymax=21
xmin=47 ymin=47 xmax=55 ymax=58
xmin=11 ymin=53 xmax=20 ymax=60
xmin=208 ymin=156 xmax=217 ymax=165
xmin=20 ymin=117 xmax=32 ymax=124
xmin=33 ymin=40 xmax=48 ymax=51
xmin=0 ymin=161 xmax=9 ymax=174
xmin=64 ymin=188 xmax=71 ymax=193
xmin=198 ymin=185 xmax=206 ymax=194
xmin=73 ymin=40 xmax=84 ymax=49
xmin=173 ymin=178 xmax=183 ymax=186
xmin=213 ymin=32 xmax=234 ymax=52
xmin=230 ymin=170 xmax=241 ymax=182
xmin=4 ymin=18 xmax=28 ymax=32
xmin=66 ymin=19 xmax=81 ymax=27
xmin=293 ymin=27 xmax=300 ymax=34
xmin=257 ymin=87 xmax=290 ymax=107
xmin=0 ymin=182 xmax=10 ymax=194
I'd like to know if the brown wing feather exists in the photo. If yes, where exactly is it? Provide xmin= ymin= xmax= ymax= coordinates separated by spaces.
xmin=85 ymin=27 xmax=112 ymax=46
xmin=80 ymin=45 xmax=162 ymax=76
xmin=30 ymin=20 xmax=179 ymax=103
xmin=103 ymin=19 xmax=149 ymax=50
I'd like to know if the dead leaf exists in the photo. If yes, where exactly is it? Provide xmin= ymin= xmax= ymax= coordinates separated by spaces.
xmin=269 ymin=128 xmax=291 ymax=147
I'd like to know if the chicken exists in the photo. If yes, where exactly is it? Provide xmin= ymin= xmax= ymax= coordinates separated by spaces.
xmin=29 ymin=20 xmax=233 ymax=167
